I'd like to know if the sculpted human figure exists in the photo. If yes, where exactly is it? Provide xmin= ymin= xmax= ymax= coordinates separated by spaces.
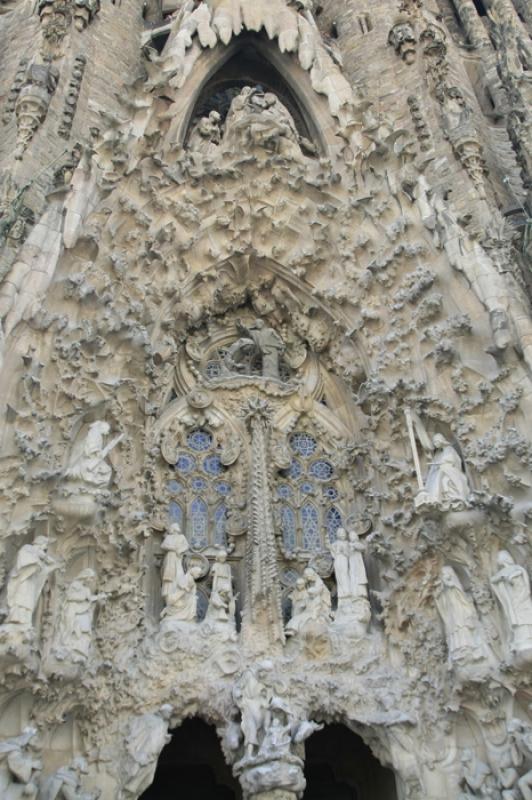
xmin=491 ymin=551 xmax=532 ymax=659
xmin=420 ymin=434 xmax=470 ymax=509
xmin=330 ymin=528 xmax=350 ymax=600
xmin=122 ymin=706 xmax=173 ymax=798
xmin=285 ymin=578 xmax=308 ymax=637
xmin=435 ymin=567 xmax=490 ymax=673
xmin=330 ymin=527 xmax=370 ymax=629
xmin=227 ymin=319 xmax=285 ymax=379
xmin=160 ymin=524 xmax=200 ymax=623
xmin=3 ymin=536 xmax=59 ymax=632
xmin=40 ymin=757 xmax=100 ymax=800
xmin=204 ymin=550 xmax=236 ymax=630
xmin=506 ymin=718 xmax=532 ymax=800
xmin=235 ymin=663 xmax=273 ymax=759
xmin=303 ymin=567 xmax=332 ymax=623
xmin=52 ymin=569 xmax=103 ymax=663
xmin=459 ymin=749 xmax=498 ymax=798
xmin=0 ymin=727 xmax=41 ymax=800
xmin=65 ymin=421 xmax=120 ymax=489
xmin=223 ymin=86 xmax=307 ymax=159
xmin=188 ymin=110 xmax=222 ymax=157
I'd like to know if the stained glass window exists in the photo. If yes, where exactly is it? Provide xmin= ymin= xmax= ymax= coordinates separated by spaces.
xmin=169 ymin=501 xmax=182 ymax=523
xmin=289 ymin=432 xmax=317 ymax=457
xmin=190 ymin=497 xmax=208 ymax=548
xmin=326 ymin=506 xmax=342 ymax=543
xmin=214 ymin=503 xmax=228 ymax=547
xmin=169 ymin=428 xmax=232 ymax=549
xmin=187 ymin=429 xmax=213 ymax=451
xmin=301 ymin=503 xmax=320 ymax=550
xmin=275 ymin=430 xmax=343 ymax=552
xmin=309 ymin=460 xmax=334 ymax=480
xmin=203 ymin=455 xmax=223 ymax=475
xmin=280 ymin=505 xmax=296 ymax=550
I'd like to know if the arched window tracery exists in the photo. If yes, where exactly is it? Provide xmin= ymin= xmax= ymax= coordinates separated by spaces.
xmin=168 ymin=428 xmax=232 ymax=550
xmin=276 ymin=430 xmax=344 ymax=555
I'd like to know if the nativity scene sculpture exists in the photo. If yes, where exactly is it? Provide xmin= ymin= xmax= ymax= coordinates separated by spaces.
xmin=160 ymin=524 xmax=200 ymax=627
xmin=330 ymin=527 xmax=371 ymax=634
xmin=187 ymin=86 xmax=316 ymax=163
xmin=224 ymin=319 xmax=286 ymax=380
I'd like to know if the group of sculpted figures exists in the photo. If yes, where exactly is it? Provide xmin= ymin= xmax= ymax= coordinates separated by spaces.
xmin=436 ymin=552 xmax=532 ymax=678
xmin=459 ymin=719 xmax=532 ymax=799
xmin=1 ymin=527 xmax=532 ymax=677
xmin=160 ymin=523 xmax=236 ymax=638
xmin=0 ymin=726 xmax=98 ymax=799
xmin=187 ymin=85 xmax=316 ymax=163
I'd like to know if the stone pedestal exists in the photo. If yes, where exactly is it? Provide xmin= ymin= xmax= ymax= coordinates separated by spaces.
xmin=234 ymin=753 xmax=306 ymax=800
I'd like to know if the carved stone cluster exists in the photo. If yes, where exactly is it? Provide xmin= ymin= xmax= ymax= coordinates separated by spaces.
xmin=0 ymin=0 xmax=532 ymax=797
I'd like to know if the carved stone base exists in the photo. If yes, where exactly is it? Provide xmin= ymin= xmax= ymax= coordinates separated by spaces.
xmin=249 ymin=790 xmax=300 ymax=800
xmin=234 ymin=753 xmax=306 ymax=800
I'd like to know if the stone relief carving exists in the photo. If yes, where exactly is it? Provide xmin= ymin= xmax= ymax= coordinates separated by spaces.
xmin=0 ymin=536 xmax=59 ymax=639
xmin=0 ymin=728 xmax=41 ymax=800
xmin=51 ymin=569 xmax=103 ymax=665
xmin=13 ymin=58 xmax=59 ymax=159
xmin=491 ymin=550 xmax=532 ymax=664
xmin=416 ymin=434 xmax=471 ymax=511
xmin=160 ymin=523 xmax=201 ymax=625
xmin=204 ymin=549 xmax=237 ymax=637
xmin=226 ymin=319 xmax=286 ymax=380
xmin=388 ymin=21 xmax=417 ymax=64
xmin=435 ymin=566 xmax=491 ymax=680
xmin=54 ymin=422 xmax=122 ymax=520
xmin=1 ymin=0 xmax=532 ymax=793
xmin=40 ymin=757 xmax=100 ymax=800
xmin=330 ymin=527 xmax=370 ymax=633
xmin=121 ymin=706 xmax=172 ymax=799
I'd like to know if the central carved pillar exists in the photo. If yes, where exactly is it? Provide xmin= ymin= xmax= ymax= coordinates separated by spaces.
xmin=242 ymin=397 xmax=284 ymax=654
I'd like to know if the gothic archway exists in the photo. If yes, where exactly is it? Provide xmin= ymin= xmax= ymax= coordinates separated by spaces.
xmin=140 ymin=718 xmax=242 ymax=800
xmin=303 ymin=725 xmax=398 ymax=800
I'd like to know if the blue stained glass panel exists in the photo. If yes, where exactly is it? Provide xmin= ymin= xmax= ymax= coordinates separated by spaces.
xmin=169 ymin=501 xmax=182 ymax=523
xmin=203 ymin=455 xmax=223 ymax=476
xmin=287 ymin=459 xmax=302 ymax=480
xmin=326 ymin=506 xmax=342 ymax=543
xmin=167 ymin=480 xmax=183 ymax=494
xmin=277 ymin=485 xmax=292 ymax=500
xmin=301 ymin=482 xmax=314 ymax=494
xmin=280 ymin=505 xmax=296 ymax=550
xmin=214 ymin=503 xmax=228 ymax=547
xmin=301 ymin=503 xmax=320 ymax=550
xmin=309 ymin=460 xmax=334 ymax=481
xmin=215 ymin=482 xmax=231 ymax=496
xmin=323 ymin=486 xmax=338 ymax=500
xmin=187 ymin=429 xmax=213 ymax=452
xmin=189 ymin=497 xmax=208 ymax=548
xmin=289 ymin=432 xmax=317 ymax=457
xmin=191 ymin=477 xmax=207 ymax=491
xmin=176 ymin=454 xmax=195 ymax=473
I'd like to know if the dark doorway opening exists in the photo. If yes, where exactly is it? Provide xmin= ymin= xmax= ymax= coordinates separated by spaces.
xmin=140 ymin=718 xmax=242 ymax=800
xmin=303 ymin=724 xmax=398 ymax=800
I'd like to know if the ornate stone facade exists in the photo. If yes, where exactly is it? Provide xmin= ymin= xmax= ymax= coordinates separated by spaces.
xmin=0 ymin=0 xmax=532 ymax=797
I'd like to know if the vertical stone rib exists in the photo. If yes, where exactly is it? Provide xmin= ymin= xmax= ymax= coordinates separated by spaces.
xmin=244 ymin=399 xmax=284 ymax=650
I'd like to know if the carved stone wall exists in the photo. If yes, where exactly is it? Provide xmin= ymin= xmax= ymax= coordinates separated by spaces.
xmin=1 ymin=0 xmax=532 ymax=798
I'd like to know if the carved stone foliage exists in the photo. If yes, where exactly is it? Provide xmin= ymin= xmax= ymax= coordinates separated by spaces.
xmin=2 ymin=3 xmax=532 ymax=797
